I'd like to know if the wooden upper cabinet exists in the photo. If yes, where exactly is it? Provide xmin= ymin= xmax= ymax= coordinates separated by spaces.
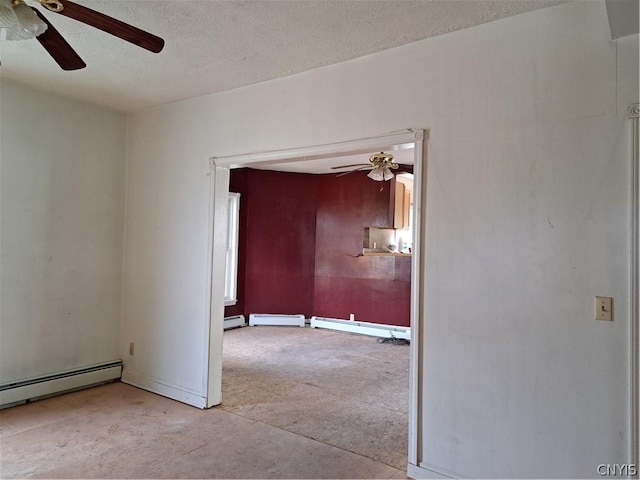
xmin=403 ymin=190 xmax=411 ymax=227
xmin=390 ymin=177 xmax=411 ymax=229
xmin=394 ymin=182 xmax=406 ymax=228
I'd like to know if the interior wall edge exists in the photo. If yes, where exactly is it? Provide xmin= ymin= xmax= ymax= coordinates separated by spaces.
xmin=121 ymin=370 xmax=207 ymax=409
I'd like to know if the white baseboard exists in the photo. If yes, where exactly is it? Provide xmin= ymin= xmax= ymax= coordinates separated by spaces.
xmin=249 ymin=313 xmax=305 ymax=327
xmin=407 ymin=462 xmax=460 ymax=479
xmin=121 ymin=370 xmax=206 ymax=409
xmin=0 ymin=361 xmax=122 ymax=407
xmin=310 ymin=316 xmax=410 ymax=339
xmin=224 ymin=314 xmax=246 ymax=330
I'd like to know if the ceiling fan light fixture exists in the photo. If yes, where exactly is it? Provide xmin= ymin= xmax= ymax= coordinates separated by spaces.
xmin=4 ymin=0 xmax=47 ymax=40
xmin=369 ymin=151 xmax=395 ymax=164
xmin=39 ymin=0 xmax=64 ymax=13
xmin=383 ymin=167 xmax=395 ymax=181
xmin=367 ymin=166 xmax=391 ymax=182
xmin=0 ymin=0 xmax=16 ymax=28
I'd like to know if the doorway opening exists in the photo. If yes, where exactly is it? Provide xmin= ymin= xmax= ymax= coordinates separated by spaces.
xmin=207 ymin=130 xmax=426 ymax=470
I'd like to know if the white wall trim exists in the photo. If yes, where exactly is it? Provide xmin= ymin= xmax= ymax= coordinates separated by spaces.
xmin=310 ymin=316 xmax=410 ymax=339
xmin=629 ymin=102 xmax=639 ymax=471
xmin=0 ymin=361 xmax=122 ymax=407
xmin=211 ymin=129 xmax=425 ymax=169
xmin=407 ymin=462 xmax=462 ymax=479
xmin=224 ymin=192 xmax=241 ymax=305
xmin=121 ymin=370 xmax=207 ymax=409
xmin=249 ymin=313 xmax=306 ymax=327
xmin=224 ymin=314 xmax=247 ymax=330
xmin=408 ymin=129 xmax=426 ymax=466
xmin=208 ymin=129 xmax=427 ymax=468
xmin=204 ymin=165 xmax=230 ymax=408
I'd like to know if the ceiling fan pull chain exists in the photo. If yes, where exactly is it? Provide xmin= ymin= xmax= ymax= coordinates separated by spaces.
xmin=39 ymin=0 xmax=63 ymax=13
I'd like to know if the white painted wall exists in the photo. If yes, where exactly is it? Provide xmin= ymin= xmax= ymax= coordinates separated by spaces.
xmin=1 ymin=80 xmax=126 ymax=384
xmin=122 ymin=1 xmax=638 ymax=477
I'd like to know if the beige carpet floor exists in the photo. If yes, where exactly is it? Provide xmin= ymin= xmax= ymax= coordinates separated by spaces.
xmin=0 ymin=325 xmax=410 ymax=479
xmin=220 ymin=325 xmax=410 ymax=470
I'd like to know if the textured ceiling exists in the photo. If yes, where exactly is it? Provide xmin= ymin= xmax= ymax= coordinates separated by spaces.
xmin=1 ymin=0 xmax=569 ymax=113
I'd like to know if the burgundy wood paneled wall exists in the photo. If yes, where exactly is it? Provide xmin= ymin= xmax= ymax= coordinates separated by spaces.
xmin=314 ymin=174 xmax=411 ymax=327
xmin=225 ymin=168 xmax=410 ymax=327
xmin=225 ymin=169 xmax=317 ymax=318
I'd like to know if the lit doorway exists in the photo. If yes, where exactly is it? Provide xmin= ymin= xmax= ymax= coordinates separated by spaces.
xmin=207 ymin=130 xmax=427 ymax=469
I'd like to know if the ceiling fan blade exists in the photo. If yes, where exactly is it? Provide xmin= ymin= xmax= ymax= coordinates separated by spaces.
xmin=335 ymin=166 xmax=372 ymax=177
xmin=330 ymin=163 xmax=369 ymax=170
xmin=395 ymin=164 xmax=414 ymax=174
xmin=33 ymin=8 xmax=86 ymax=70
xmin=53 ymin=0 xmax=164 ymax=53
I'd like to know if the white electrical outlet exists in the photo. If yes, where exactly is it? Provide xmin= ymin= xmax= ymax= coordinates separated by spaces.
xmin=129 ymin=342 xmax=135 ymax=355
xmin=595 ymin=296 xmax=613 ymax=321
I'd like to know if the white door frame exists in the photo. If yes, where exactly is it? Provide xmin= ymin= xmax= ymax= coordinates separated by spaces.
xmin=205 ymin=165 xmax=230 ymax=407
xmin=207 ymin=129 xmax=428 ymax=468
xmin=629 ymin=103 xmax=639 ymax=474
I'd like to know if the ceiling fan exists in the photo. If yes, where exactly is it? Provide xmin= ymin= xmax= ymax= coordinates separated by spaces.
xmin=0 ymin=0 xmax=164 ymax=70
xmin=331 ymin=152 xmax=400 ymax=181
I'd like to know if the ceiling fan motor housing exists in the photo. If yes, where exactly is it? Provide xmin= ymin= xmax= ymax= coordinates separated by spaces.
xmin=369 ymin=152 xmax=398 ymax=169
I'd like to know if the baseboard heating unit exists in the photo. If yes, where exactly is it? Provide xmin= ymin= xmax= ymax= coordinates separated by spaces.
xmin=224 ymin=314 xmax=246 ymax=330
xmin=0 ymin=360 xmax=122 ymax=408
xmin=249 ymin=313 xmax=306 ymax=327
xmin=310 ymin=316 xmax=410 ymax=340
